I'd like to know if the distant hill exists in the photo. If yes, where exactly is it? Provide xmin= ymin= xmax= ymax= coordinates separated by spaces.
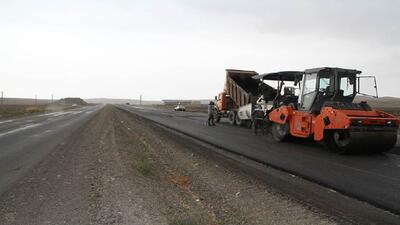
xmin=56 ymin=98 xmax=88 ymax=106
xmin=85 ymin=98 xmax=162 ymax=105
xmin=354 ymin=96 xmax=400 ymax=108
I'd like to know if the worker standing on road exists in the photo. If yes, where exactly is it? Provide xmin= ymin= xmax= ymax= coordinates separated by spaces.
xmin=207 ymin=101 xmax=216 ymax=126
xmin=252 ymin=105 xmax=265 ymax=135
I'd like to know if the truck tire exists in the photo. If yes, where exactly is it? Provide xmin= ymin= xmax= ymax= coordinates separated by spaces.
xmin=228 ymin=111 xmax=236 ymax=125
xmin=214 ymin=114 xmax=221 ymax=123
xmin=236 ymin=114 xmax=245 ymax=126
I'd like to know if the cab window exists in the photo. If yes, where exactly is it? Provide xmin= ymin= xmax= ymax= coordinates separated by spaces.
xmin=339 ymin=76 xmax=354 ymax=97
xmin=319 ymin=77 xmax=330 ymax=92
xmin=303 ymin=73 xmax=317 ymax=94
xmin=301 ymin=73 xmax=317 ymax=110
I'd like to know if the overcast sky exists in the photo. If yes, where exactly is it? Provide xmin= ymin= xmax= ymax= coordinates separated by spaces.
xmin=1 ymin=0 xmax=399 ymax=100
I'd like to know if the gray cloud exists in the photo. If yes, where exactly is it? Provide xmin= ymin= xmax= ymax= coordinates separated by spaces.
xmin=180 ymin=0 xmax=400 ymax=44
xmin=0 ymin=0 xmax=399 ymax=98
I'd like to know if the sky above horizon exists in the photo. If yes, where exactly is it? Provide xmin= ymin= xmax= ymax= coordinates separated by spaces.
xmin=1 ymin=0 xmax=399 ymax=100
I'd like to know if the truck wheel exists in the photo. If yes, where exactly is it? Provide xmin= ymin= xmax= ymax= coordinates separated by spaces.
xmin=228 ymin=111 xmax=236 ymax=125
xmin=235 ymin=114 xmax=244 ymax=126
xmin=271 ymin=122 xmax=290 ymax=142
xmin=214 ymin=115 xmax=221 ymax=123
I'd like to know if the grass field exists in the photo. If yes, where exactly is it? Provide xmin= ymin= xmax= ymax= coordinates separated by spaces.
xmin=0 ymin=105 xmax=47 ymax=118
xmin=0 ymin=104 xmax=79 ymax=119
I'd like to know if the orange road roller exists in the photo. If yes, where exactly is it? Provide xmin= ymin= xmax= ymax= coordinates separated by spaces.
xmin=263 ymin=67 xmax=399 ymax=153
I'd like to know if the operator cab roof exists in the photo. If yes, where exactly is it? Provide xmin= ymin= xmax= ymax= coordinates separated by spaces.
xmin=253 ymin=71 xmax=303 ymax=82
xmin=304 ymin=67 xmax=362 ymax=74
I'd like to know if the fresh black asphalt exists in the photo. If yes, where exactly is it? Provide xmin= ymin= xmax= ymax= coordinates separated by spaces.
xmin=118 ymin=104 xmax=400 ymax=215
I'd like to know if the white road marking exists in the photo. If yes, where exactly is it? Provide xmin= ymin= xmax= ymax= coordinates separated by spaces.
xmin=70 ymin=111 xmax=83 ymax=115
xmin=0 ymin=119 xmax=14 ymax=124
xmin=38 ymin=111 xmax=70 ymax=118
xmin=30 ymin=129 xmax=54 ymax=137
xmin=51 ymin=112 xmax=71 ymax=117
xmin=39 ymin=112 xmax=59 ymax=117
xmin=328 ymin=188 xmax=337 ymax=193
xmin=0 ymin=123 xmax=42 ymax=137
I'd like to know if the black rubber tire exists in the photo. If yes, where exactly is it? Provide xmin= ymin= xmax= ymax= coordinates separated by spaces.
xmin=324 ymin=130 xmax=351 ymax=154
xmin=228 ymin=111 xmax=236 ymax=126
xmin=214 ymin=113 xmax=221 ymax=123
xmin=236 ymin=114 xmax=245 ymax=126
xmin=324 ymin=130 xmax=397 ymax=154
xmin=271 ymin=122 xmax=290 ymax=142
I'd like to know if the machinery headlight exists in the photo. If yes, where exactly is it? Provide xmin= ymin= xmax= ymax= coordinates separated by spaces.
xmin=387 ymin=120 xmax=394 ymax=125
xmin=351 ymin=119 xmax=363 ymax=126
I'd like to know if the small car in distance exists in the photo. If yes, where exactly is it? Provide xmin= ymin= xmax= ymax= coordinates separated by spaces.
xmin=174 ymin=103 xmax=186 ymax=111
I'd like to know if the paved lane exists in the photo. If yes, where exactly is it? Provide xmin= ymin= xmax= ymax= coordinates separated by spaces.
xmin=117 ymin=104 xmax=400 ymax=215
xmin=0 ymin=105 xmax=104 ymax=195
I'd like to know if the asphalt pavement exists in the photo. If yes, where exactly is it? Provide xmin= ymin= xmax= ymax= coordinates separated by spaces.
xmin=117 ymin=104 xmax=400 ymax=215
xmin=0 ymin=105 xmax=104 ymax=195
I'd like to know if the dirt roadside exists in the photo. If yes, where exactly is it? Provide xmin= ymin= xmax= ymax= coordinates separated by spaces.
xmin=0 ymin=105 xmax=339 ymax=225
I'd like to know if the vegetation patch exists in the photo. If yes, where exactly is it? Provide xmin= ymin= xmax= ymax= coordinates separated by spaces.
xmin=25 ymin=106 xmax=42 ymax=113
xmin=129 ymin=142 xmax=157 ymax=177
xmin=167 ymin=170 xmax=192 ymax=190
xmin=0 ymin=105 xmax=45 ymax=118
xmin=134 ymin=155 xmax=155 ymax=177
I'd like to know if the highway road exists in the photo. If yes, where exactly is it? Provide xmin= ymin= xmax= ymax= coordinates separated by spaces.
xmin=0 ymin=105 xmax=103 ymax=195
xmin=117 ymin=104 xmax=400 ymax=215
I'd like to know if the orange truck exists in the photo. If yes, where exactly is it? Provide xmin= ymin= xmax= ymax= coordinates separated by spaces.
xmin=258 ymin=67 xmax=400 ymax=153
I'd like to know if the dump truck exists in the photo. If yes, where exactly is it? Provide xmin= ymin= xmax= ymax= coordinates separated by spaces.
xmin=263 ymin=67 xmax=400 ymax=153
xmin=214 ymin=69 xmax=265 ymax=126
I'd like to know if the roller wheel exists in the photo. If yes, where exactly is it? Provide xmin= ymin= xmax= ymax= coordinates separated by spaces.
xmin=324 ymin=130 xmax=397 ymax=154
xmin=271 ymin=122 xmax=290 ymax=142
xmin=228 ymin=111 xmax=236 ymax=126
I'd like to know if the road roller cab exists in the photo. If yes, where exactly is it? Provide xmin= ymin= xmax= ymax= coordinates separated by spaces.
xmin=269 ymin=67 xmax=400 ymax=153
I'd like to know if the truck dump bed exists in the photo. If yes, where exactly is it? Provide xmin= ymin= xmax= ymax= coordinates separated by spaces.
xmin=225 ymin=69 xmax=261 ymax=107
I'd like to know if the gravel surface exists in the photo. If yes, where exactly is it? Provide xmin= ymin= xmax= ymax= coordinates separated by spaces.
xmin=0 ymin=105 xmax=338 ymax=225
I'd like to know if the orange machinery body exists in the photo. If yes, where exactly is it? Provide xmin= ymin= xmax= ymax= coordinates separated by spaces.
xmin=216 ymin=90 xmax=236 ymax=112
xmin=269 ymin=105 xmax=400 ymax=141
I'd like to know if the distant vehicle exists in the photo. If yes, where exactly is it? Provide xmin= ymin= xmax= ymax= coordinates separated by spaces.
xmin=126 ymin=102 xmax=130 ymax=105
xmin=72 ymin=104 xmax=78 ymax=107
xmin=174 ymin=103 xmax=186 ymax=111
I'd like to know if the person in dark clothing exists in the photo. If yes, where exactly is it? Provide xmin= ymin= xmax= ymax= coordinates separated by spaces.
xmin=207 ymin=101 xmax=216 ymax=126
xmin=252 ymin=105 xmax=265 ymax=135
